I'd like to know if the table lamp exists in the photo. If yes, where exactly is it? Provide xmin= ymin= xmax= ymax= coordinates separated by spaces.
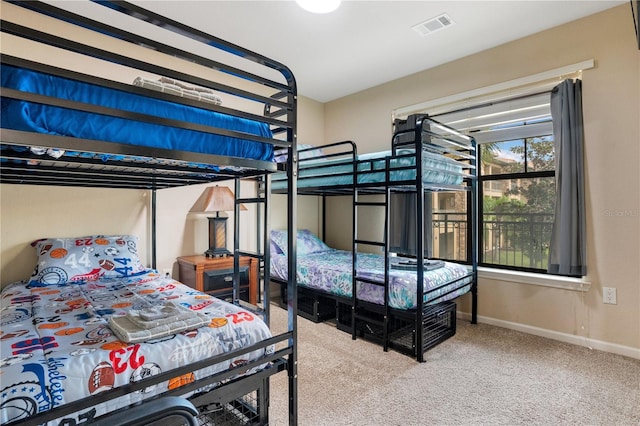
xmin=189 ymin=186 xmax=246 ymax=257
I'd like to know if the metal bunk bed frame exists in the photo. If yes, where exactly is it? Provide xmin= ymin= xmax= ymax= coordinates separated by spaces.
xmin=272 ymin=115 xmax=477 ymax=362
xmin=0 ymin=0 xmax=298 ymax=424
xmin=346 ymin=114 xmax=477 ymax=363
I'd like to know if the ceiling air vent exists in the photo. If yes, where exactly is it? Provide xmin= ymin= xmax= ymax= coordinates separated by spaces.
xmin=412 ymin=13 xmax=455 ymax=37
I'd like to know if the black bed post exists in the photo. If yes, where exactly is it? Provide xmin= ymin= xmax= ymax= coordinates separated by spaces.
xmin=263 ymin=172 xmax=271 ymax=321
xmin=234 ymin=177 xmax=241 ymax=303
xmin=351 ymin=150 xmax=357 ymax=341
xmin=415 ymin=116 xmax=426 ymax=363
xmin=260 ymin=170 xmax=271 ymax=425
xmin=256 ymin=176 xmax=262 ymax=305
xmin=151 ymin=188 xmax=157 ymax=270
xmin=287 ymin=90 xmax=298 ymax=426
xmin=322 ymin=194 xmax=326 ymax=242
xmin=469 ymin=137 xmax=478 ymax=324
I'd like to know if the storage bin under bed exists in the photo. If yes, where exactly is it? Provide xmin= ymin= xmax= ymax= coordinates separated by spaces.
xmin=195 ymin=388 xmax=261 ymax=426
xmin=188 ymin=357 xmax=283 ymax=426
xmin=278 ymin=280 xmax=336 ymax=323
xmin=336 ymin=300 xmax=457 ymax=357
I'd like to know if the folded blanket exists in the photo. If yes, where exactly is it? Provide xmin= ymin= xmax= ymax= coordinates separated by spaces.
xmin=133 ymin=76 xmax=223 ymax=106
xmin=158 ymin=77 xmax=217 ymax=94
xmin=390 ymin=258 xmax=445 ymax=271
xmin=127 ymin=302 xmax=194 ymax=327
xmin=108 ymin=303 xmax=211 ymax=343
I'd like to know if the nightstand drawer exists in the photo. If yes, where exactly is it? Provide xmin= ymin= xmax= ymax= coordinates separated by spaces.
xmin=203 ymin=266 xmax=249 ymax=293
xmin=176 ymin=255 xmax=258 ymax=305
xmin=208 ymin=287 xmax=249 ymax=303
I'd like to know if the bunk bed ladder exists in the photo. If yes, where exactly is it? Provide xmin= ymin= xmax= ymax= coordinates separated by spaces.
xmin=351 ymin=163 xmax=392 ymax=352
xmin=233 ymin=175 xmax=271 ymax=314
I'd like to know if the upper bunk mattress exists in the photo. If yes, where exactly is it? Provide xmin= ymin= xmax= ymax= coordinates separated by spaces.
xmin=0 ymin=65 xmax=274 ymax=162
xmin=0 ymin=272 xmax=273 ymax=425
xmin=271 ymin=148 xmax=464 ymax=190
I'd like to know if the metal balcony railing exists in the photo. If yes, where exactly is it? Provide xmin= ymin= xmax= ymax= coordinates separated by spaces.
xmin=432 ymin=212 xmax=554 ymax=270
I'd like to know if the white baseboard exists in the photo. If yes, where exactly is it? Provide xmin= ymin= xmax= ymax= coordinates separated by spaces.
xmin=457 ymin=311 xmax=640 ymax=360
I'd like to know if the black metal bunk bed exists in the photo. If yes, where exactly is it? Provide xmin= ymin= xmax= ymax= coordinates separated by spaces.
xmin=0 ymin=1 xmax=297 ymax=424
xmin=271 ymin=115 xmax=477 ymax=362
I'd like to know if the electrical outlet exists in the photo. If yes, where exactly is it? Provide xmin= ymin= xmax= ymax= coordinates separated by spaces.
xmin=603 ymin=287 xmax=617 ymax=304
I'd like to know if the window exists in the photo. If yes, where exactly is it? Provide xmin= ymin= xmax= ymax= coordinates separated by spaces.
xmin=479 ymin=136 xmax=555 ymax=272
xmin=437 ymin=92 xmax=556 ymax=273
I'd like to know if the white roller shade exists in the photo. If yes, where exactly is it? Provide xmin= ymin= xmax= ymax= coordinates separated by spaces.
xmin=433 ymin=92 xmax=552 ymax=144
xmin=471 ymin=121 xmax=553 ymax=144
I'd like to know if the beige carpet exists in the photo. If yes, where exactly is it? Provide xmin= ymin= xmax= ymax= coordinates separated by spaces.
xmin=267 ymin=303 xmax=640 ymax=426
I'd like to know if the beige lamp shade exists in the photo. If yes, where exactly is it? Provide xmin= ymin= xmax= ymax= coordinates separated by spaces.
xmin=189 ymin=185 xmax=246 ymax=257
xmin=189 ymin=185 xmax=247 ymax=213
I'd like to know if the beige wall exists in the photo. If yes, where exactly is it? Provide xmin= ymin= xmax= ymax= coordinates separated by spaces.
xmin=322 ymin=5 xmax=639 ymax=352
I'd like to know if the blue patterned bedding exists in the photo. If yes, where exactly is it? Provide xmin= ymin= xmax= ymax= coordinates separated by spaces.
xmin=271 ymin=148 xmax=464 ymax=190
xmin=0 ymin=271 xmax=273 ymax=425
xmin=1 ymin=65 xmax=274 ymax=163
xmin=271 ymin=249 xmax=472 ymax=310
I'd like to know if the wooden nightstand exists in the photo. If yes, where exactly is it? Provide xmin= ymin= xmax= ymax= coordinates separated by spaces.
xmin=177 ymin=255 xmax=258 ymax=305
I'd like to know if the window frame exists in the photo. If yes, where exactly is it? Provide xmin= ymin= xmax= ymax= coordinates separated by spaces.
xmin=477 ymin=138 xmax=555 ymax=274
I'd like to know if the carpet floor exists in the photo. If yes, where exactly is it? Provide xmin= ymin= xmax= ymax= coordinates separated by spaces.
xmin=267 ymin=304 xmax=640 ymax=426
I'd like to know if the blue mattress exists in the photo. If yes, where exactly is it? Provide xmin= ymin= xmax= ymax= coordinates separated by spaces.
xmin=271 ymin=149 xmax=464 ymax=190
xmin=0 ymin=65 xmax=274 ymax=161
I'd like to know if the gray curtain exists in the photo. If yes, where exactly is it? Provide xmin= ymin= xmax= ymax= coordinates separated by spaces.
xmin=389 ymin=192 xmax=433 ymax=258
xmin=548 ymin=79 xmax=586 ymax=276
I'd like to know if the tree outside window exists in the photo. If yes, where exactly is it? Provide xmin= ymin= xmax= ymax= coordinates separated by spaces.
xmin=479 ymin=136 xmax=555 ymax=271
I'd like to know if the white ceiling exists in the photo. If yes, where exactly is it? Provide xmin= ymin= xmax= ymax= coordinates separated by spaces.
xmin=83 ymin=1 xmax=629 ymax=102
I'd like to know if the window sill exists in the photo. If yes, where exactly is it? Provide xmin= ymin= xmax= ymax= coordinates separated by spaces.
xmin=477 ymin=267 xmax=591 ymax=292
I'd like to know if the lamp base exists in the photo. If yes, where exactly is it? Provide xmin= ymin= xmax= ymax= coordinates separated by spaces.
xmin=204 ymin=248 xmax=230 ymax=258
xmin=206 ymin=216 xmax=229 ymax=258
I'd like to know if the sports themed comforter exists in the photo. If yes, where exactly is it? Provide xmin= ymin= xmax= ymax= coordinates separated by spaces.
xmin=0 ymin=271 xmax=273 ymax=425
xmin=271 ymin=250 xmax=473 ymax=310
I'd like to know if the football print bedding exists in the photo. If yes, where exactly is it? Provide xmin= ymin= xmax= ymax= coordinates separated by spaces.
xmin=0 ymin=272 xmax=273 ymax=425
